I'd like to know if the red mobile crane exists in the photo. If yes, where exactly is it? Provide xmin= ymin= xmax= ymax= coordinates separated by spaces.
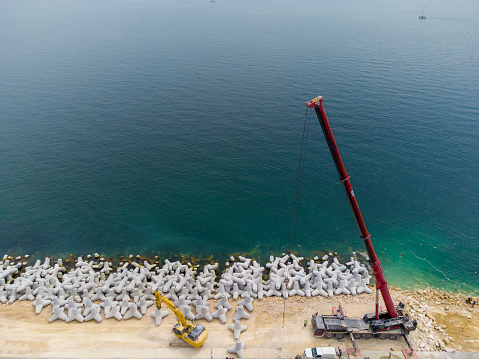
xmin=305 ymin=96 xmax=417 ymax=347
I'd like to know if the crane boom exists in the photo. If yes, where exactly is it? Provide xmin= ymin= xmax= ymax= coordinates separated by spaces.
xmin=305 ymin=96 xmax=398 ymax=319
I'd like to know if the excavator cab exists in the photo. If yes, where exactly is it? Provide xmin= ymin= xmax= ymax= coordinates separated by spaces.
xmin=173 ymin=325 xmax=183 ymax=337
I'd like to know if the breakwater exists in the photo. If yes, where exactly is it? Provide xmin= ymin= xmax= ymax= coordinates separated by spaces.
xmin=1 ymin=252 xmax=372 ymax=322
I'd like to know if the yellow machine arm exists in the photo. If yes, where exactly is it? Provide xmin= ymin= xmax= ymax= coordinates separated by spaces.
xmin=154 ymin=289 xmax=208 ymax=348
xmin=154 ymin=289 xmax=190 ymax=329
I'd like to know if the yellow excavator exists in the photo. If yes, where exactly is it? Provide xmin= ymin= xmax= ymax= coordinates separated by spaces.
xmin=154 ymin=289 xmax=208 ymax=348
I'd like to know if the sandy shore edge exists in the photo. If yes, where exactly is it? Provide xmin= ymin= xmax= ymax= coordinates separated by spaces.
xmin=1 ymin=286 xmax=478 ymax=358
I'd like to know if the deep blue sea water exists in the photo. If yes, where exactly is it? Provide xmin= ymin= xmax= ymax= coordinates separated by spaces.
xmin=1 ymin=0 xmax=478 ymax=293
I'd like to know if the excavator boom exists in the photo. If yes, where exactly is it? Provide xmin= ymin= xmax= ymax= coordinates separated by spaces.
xmin=305 ymin=96 xmax=398 ymax=319
xmin=154 ymin=289 xmax=189 ymax=328
xmin=154 ymin=289 xmax=208 ymax=348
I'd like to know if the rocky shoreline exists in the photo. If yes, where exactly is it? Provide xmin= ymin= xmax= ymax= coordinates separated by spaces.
xmin=390 ymin=287 xmax=479 ymax=352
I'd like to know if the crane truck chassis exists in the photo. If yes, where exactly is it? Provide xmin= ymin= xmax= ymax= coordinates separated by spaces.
xmin=311 ymin=304 xmax=417 ymax=340
xmin=305 ymin=96 xmax=417 ymax=350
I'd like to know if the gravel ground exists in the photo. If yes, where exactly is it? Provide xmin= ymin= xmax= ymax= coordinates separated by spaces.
xmin=1 ymin=287 xmax=477 ymax=358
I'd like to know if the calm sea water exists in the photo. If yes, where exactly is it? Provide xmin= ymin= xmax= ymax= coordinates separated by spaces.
xmin=1 ymin=0 xmax=478 ymax=293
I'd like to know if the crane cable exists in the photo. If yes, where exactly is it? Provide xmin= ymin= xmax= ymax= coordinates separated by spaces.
xmin=290 ymin=107 xmax=311 ymax=247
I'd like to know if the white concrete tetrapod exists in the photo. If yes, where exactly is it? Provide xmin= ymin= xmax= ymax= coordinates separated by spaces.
xmin=19 ymin=287 xmax=35 ymax=301
xmin=48 ymin=305 xmax=67 ymax=322
xmin=0 ymin=288 xmax=7 ymax=303
xmin=98 ymin=287 xmax=108 ymax=301
xmin=89 ymin=287 xmax=103 ymax=302
xmin=201 ymin=287 xmax=212 ymax=301
xmin=286 ymin=276 xmax=298 ymax=290
xmin=232 ymin=283 xmax=240 ymax=301
xmin=33 ymin=284 xmax=46 ymax=298
xmin=138 ymin=296 xmax=154 ymax=315
xmin=352 ymin=268 xmax=362 ymax=284
xmin=357 ymin=278 xmax=372 ymax=294
xmin=101 ymin=298 xmax=114 ymax=315
xmin=257 ymin=282 xmax=264 ymax=301
xmin=195 ymin=305 xmax=213 ymax=321
xmin=326 ymin=280 xmax=334 ymax=298
xmin=151 ymin=307 xmax=169 ymax=326
xmin=174 ymin=295 xmax=189 ymax=308
xmin=130 ymin=288 xmax=140 ymax=303
xmin=83 ymin=297 xmax=94 ymax=316
xmin=238 ymin=294 xmax=254 ymax=312
xmin=362 ymin=272 xmax=371 ymax=284
xmin=85 ymin=305 xmax=103 ymax=322
xmin=219 ymin=279 xmax=233 ymax=294
xmin=311 ymin=281 xmax=328 ymax=297
xmin=241 ymin=282 xmax=257 ymax=299
xmin=52 ymin=296 xmax=68 ymax=307
xmin=289 ymin=281 xmax=305 ymax=297
xmin=215 ymin=294 xmax=232 ymax=311
xmin=144 ymin=287 xmax=156 ymax=301
xmin=233 ymin=276 xmax=246 ymax=289
xmin=71 ymin=288 xmax=82 ymax=303
xmin=8 ymin=287 xmax=18 ymax=304
xmin=334 ymin=280 xmax=350 ymax=296
xmin=348 ymin=279 xmax=357 ymax=296
xmin=182 ymin=283 xmax=192 ymax=298
xmin=175 ymin=277 xmax=188 ymax=293
xmin=193 ymin=297 xmax=204 ymax=312
xmin=228 ymin=319 xmax=247 ymax=340
xmin=105 ymin=290 xmax=117 ymax=300
xmin=66 ymin=307 xmax=84 ymax=323
xmin=233 ymin=305 xmax=250 ymax=321
xmin=214 ymin=283 xmax=230 ymax=300
xmin=65 ymin=298 xmax=81 ymax=315
xmin=179 ymin=304 xmax=195 ymax=321
xmin=168 ymin=286 xmax=178 ymax=302
xmin=333 ymin=258 xmax=346 ymax=272
xmin=124 ymin=303 xmax=142 ymax=320
xmin=81 ymin=288 xmax=92 ymax=300
xmin=32 ymin=296 xmax=51 ymax=314
xmin=211 ymin=305 xmax=227 ymax=324
xmin=329 ymin=271 xmax=339 ymax=287
xmin=105 ymin=304 xmax=123 ymax=320
xmin=119 ymin=298 xmax=130 ymax=315
xmin=187 ymin=287 xmax=200 ymax=301
xmin=265 ymin=281 xmax=281 ymax=297
xmin=227 ymin=339 xmax=245 ymax=358
xmin=303 ymin=281 xmax=312 ymax=298
xmin=115 ymin=288 xmax=129 ymax=301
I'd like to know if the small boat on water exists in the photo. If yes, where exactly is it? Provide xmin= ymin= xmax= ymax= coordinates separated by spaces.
xmin=419 ymin=6 xmax=427 ymax=19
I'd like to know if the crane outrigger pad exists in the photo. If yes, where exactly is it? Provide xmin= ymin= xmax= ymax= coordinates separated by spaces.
xmin=347 ymin=348 xmax=362 ymax=358
xmin=402 ymin=349 xmax=418 ymax=358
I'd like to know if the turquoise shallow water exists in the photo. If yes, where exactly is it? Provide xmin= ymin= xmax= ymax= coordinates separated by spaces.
xmin=1 ymin=0 xmax=478 ymax=293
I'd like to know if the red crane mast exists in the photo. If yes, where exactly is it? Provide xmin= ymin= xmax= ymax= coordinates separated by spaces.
xmin=305 ymin=96 xmax=398 ymax=319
